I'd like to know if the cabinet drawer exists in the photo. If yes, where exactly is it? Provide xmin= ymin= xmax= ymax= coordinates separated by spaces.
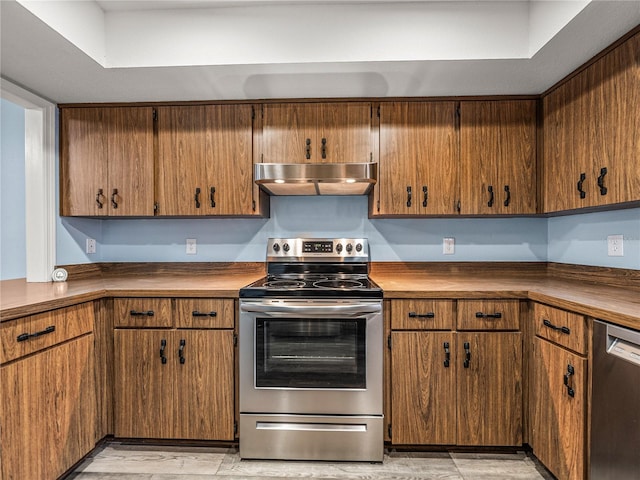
xmin=457 ymin=300 xmax=519 ymax=331
xmin=0 ymin=303 xmax=94 ymax=364
xmin=533 ymin=303 xmax=587 ymax=355
xmin=391 ymin=300 xmax=454 ymax=330
xmin=114 ymin=298 xmax=172 ymax=327
xmin=174 ymin=298 xmax=234 ymax=329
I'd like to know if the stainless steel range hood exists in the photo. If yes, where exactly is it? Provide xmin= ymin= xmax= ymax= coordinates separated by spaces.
xmin=254 ymin=163 xmax=377 ymax=195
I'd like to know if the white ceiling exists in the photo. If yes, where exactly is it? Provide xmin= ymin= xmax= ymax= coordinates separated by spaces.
xmin=1 ymin=0 xmax=639 ymax=104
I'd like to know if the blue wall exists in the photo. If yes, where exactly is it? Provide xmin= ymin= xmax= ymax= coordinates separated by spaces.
xmin=0 ymin=99 xmax=27 ymax=280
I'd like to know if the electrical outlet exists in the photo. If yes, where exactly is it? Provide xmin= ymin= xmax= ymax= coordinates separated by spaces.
xmin=443 ymin=237 xmax=455 ymax=255
xmin=607 ymin=235 xmax=624 ymax=257
xmin=186 ymin=238 xmax=197 ymax=255
xmin=86 ymin=238 xmax=96 ymax=254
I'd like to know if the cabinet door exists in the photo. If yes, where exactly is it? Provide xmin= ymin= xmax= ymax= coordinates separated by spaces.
xmin=318 ymin=103 xmax=372 ymax=163
xmin=460 ymin=101 xmax=536 ymax=214
xmin=532 ymin=338 xmax=586 ymax=480
xmin=1 ymin=335 xmax=96 ymax=480
xmin=262 ymin=103 xmax=318 ymax=163
xmin=391 ymin=331 xmax=456 ymax=444
xmin=114 ymin=329 xmax=173 ymax=438
xmin=378 ymin=102 xmax=458 ymax=215
xmin=174 ymin=330 xmax=235 ymax=440
xmin=60 ymin=108 xmax=108 ymax=216
xmin=457 ymin=332 xmax=522 ymax=446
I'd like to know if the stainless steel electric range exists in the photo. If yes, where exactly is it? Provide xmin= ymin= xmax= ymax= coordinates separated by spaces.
xmin=239 ymin=238 xmax=383 ymax=462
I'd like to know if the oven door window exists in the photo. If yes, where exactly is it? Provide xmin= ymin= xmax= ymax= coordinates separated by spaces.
xmin=255 ymin=318 xmax=366 ymax=389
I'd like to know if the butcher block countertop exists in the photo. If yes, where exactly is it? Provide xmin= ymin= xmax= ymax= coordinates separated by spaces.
xmin=1 ymin=262 xmax=639 ymax=330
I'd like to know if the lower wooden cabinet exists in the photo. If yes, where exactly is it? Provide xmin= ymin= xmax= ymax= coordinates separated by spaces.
xmin=114 ymin=297 xmax=236 ymax=441
xmin=0 ymin=310 xmax=96 ymax=480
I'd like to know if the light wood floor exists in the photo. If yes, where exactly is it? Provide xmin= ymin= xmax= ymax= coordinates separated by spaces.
xmin=66 ymin=442 xmax=555 ymax=479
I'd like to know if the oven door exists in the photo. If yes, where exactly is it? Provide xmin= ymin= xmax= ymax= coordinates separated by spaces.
xmin=239 ymin=298 xmax=383 ymax=416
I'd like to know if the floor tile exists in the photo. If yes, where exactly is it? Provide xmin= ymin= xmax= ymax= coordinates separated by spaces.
xmin=451 ymin=452 xmax=547 ymax=480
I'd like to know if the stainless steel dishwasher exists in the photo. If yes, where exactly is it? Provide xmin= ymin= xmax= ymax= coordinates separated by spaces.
xmin=591 ymin=320 xmax=640 ymax=480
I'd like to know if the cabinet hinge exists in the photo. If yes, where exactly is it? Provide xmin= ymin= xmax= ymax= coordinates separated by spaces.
xmin=388 ymin=424 xmax=392 ymax=438
xmin=252 ymin=200 xmax=256 ymax=212
xmin=234 ymin=420 xmax=238 ymax=436
xmin=370 ymin=152 xmax=373 ymax=162
xmin=387 ymin=334 xmax=392 ymax=350
xmin=233 ymin=333 xmax=238 ymax=347
xmin=154 ymin=202 xmax=159 ymax=214
xmin=152 ymin=109 xmax=158 ymax=122
xmin=456 ymin=200 xmax=461 ymax=213
xmin=261 ymin=153 xmax=264 ymax=162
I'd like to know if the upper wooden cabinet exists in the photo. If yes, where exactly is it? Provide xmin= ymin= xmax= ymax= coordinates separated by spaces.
xmin=460 ymin=100 xmax=537 ymax=215
xmin=156 ymin=105 xmax=258 ymax=216
xmin=261 ymin=102 xmax=373 ymax=163
xmin=543 ymin=32 xmax=640 ymax=212
xmin=376 ymin=102 xmax=459 ymax=216
xmin=60 ymin=107 xmax=155 ymax=216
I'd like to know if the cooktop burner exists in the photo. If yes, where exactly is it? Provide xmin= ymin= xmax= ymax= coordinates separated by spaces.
xmin=264 ymin=279 xmax=306 ymax=288
xmin=313 ymin=279 xmax=365 ymax=289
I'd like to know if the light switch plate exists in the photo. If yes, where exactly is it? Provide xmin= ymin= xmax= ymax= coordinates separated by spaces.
xmin=443 ymin=237 xmax=455 ymax=255
xmin=86 ymin=238 xmax=96 ymax=254
xmin=607 ymin=235 xmax=623 ymax=257
xmin=186 ymin=238 xmax=197 ymax=255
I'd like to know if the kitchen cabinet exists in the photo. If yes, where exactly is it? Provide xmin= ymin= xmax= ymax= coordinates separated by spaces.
xmin=460 ymin=100 xmax=537 ymax=215
xmin=543 ymin=31 xmax=640 ymax=213
xmin=389 ymin=299 xmax=521 ymax=446
xmin=531 ymin=303 xmax=589 ymax=480
xmin=156 ymin=104 xmax=259 ymax=216
xmin=0 ymin=304 xmax=97 ymax=480
xmin=114 ymin=297 xmax=235 ymax=440
xmin=261 ymin=102 xmax=373 ymax=163
xmin=375 ymin=101 xmax=459 ymax=216
xmin=60 ymin=106 xmax=155 ymax=216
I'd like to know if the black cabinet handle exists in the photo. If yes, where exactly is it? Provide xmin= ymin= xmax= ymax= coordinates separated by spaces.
xmin=577 ymin=172 xmax=586 ymax=199
xmin=504 ymin=185 xmax=511 ymax=207
xmin=305 ymin=138 xmax=311 ymax=159
xmin=96 ymin=189 xmax=104 ymax=209
xmin=111 ymin=188 xmax=118 ymax=209
xmin=487 ymin=185 xmax=494 ymax=207
xmin=130 ymin=310 xmax=154 ymax=317
xmin=210 ymin=186 xmax=216 ymax=208
xmin=463 ymin=342 xmax=471 ymax=368
xmin=543 ymin=319 xmax=571 ymax=335
xmin=597 ymin=167 xmax=608 ymax=196
xmin=422 ymin=186 xmax=428 ymax=207
xmin=475 ymin=312 xmax=502 ymax=319
xmin=408 ymin=311 xmax=435 ymax=319
xmin=564 ymin=364 xmax=575 ymax=397
xmin=178 ymin=339 xmax=186 ymax=364
xmin=443 ymin=341 xmax=450 ymax=368
xmin=194 ymin=187 xmax=201 ymax=208
xmin=321 ymin=138 xmax=327 ymax=159
xmin=406 ymin=186 xmax=412 ymax=207
xmin=17 ymin=325 xmax=55 ymax=342
xmin=192 ymin=311 xmax=217 ymax=317
xmin=160 ymin=339 xmax=167 ymax=364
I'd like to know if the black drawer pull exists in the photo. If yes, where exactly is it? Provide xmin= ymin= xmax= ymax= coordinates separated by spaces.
xmin=597 ymin=167 xmax=608 ymax=196
xmin=408 ymin=311 xmax=435 ymax=319
xmin=463 ymin=342 xmax=471 ymax=368
xmin=543 ymin=319 xmax=571 ymax=335
xmin=194 ymin=187 xmax=201 ymax=208
xmin=577 ymin=172 xmax=586 ymax=199
xmin=321 ymin=138 xmax=327 ymax=159
xmin=475 ymin=312 xmax=502 ymax=319
xmin=487 ymin=185 xmax=494 ymax=207
xmin=443 ymin=341 xmax=450 ymax=368
xmin=503 ymin=185 xmax=511 ymax=207
xmin=160 ymin=339 xmax=167 ymax=364
xmin=406 ymin=186 xmax=412 ymax=207
xmin=17 ymin=325 xmax=55 ymax=342
xmin=192 ymin=311 xmax=217 ymax=317
xmin=422 ymin=186 xmax=428 ymax=207
xmin=130 ymin=310 xmax=154 ymax=317
xmin=210 ymin=186 xmax=216 ymax=208
xmin=305 ymin=138 xmax=311 ymax=159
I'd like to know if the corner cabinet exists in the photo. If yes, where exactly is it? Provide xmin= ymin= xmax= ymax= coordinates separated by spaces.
xmin=460 ymin=100 xmax=537 ymax=215
xmin=60 ymin=107 xmax=155 ymax=216
xmin=375 ymin=102 xmax=459 ymax=216
xmin=114 ymin=298 xmax=235 ymax=440
xmin=156 ymin=104 xmax=260 ymax=216
xmin=543 ymin=31 xmax=640 ymax=213
xmin=260 ymin=102 xmax=373 ymax=163
xmin=0 ymin=303 xmax=97 ymax=480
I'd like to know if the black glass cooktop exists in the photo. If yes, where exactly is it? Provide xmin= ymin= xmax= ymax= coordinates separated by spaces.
xmin=240 ymin=273 xmax=382 ymax=298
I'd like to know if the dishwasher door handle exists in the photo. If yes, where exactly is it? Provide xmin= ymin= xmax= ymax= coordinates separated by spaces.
xmin=607 ymin=324 xmax=640 ymax=366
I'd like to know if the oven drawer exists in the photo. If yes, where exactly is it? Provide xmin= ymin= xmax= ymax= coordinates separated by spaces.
xmin=457 ymin=299 xmax=520 ymax=331
xmin=174 ymin=298 xmax=234 ymax=329
xmin=391 ymin=299 xmax=454 ymax=330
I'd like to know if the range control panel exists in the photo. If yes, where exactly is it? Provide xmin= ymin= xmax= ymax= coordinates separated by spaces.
xmin=267 ymin=238 xmax=369 ymax=262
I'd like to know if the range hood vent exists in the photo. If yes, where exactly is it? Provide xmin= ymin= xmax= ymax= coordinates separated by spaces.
xmin=254 ymin=162 xmax=377 ymax=195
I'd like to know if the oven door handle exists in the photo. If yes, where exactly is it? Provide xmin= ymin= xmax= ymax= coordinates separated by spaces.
xmin=240 ymin=303 xmax=382 ymax=316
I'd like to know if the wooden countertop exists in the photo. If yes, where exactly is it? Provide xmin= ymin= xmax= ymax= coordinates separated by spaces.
xmin=1 ymin=262 xmax=639 ymax=330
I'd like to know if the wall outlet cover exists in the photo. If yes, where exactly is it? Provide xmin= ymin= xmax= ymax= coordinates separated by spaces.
xmin=443 ymin=237 xmax=455 ymax=255
xmin=86 ymin=238 xmax=96 ymax=254
xmin=607 ymin=235 xmax=624 ymax=257
xmin=186 ymin=238 xmax=197 ymax=255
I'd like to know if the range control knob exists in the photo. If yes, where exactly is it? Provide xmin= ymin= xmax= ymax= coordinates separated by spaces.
xmin=335 ymin=243 xmax=343 ymax=253
xmin=272 ymin=243 xmax=280 ymax=252
xmin=355 ymin=243 xmax=363 ymax=252
xmin=283 ymin=243 xmax=290 ymax=252
xmin=346 ymin=243 xmax=353 ymax=253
